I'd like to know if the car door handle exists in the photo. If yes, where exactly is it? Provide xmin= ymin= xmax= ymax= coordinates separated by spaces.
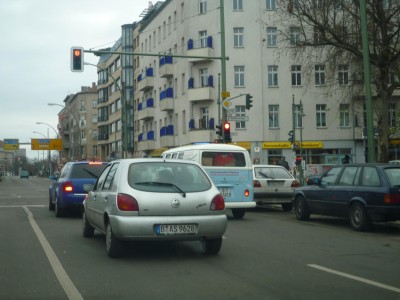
xmin=104 ymin=195 xmax=108 ymax=201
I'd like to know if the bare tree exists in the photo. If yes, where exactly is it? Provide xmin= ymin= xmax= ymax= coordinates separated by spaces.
xmin=276 ymin=0 xmax=400 ymax=162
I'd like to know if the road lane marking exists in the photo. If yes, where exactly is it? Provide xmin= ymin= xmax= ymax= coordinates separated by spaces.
xmin=22 ymin=206 xmax=83 ymax=300
xmin=308 ymin=264 xmax=400 ymax=294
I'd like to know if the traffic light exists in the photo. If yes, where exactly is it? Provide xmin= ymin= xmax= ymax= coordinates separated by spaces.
xmin=71 ymin=47 xmax=84 ymax=72
xmin=288 ymin=130 xmax=294 ymax=142
xmin=216 ymin=124 xmax=223 ymax=137
xmin=245 ymin=94 xmax=253 ymax=110
xmin=223 ymin=121 xmax=232 ymax=143
xmin=295 ymin=155 xmax=302 ymax=166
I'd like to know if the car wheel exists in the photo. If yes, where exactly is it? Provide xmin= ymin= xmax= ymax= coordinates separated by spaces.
xmin=231 ymin=208 xmax=245 ymax=219
xmin=82 ymin=211 xmax=95 ymax=238
xmin=281 ymin=203 xmax=293 ymax=212
xmin=106 ymin=222 xmax=123 ymax=258
xmin=55 ymin=198 xmax=64 ymax=218
xmin=349 ymin=202 xmax=372 ymax=231
xmin=202 ymin=237 xmax=222 ymax=255
xmin=294 ymin=196 xmax=310 ymax=220
xmin=48 ymin=194 xmax=55 ymax=211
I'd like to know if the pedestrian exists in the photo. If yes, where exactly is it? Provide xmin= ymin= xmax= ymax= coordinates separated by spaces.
xmin=277 ymin=156 xmax=290 ymax=171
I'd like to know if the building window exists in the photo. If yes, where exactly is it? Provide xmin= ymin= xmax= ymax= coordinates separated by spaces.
xmin=338 ymin=65 xmax=349 ymax=85
xmin=315 ymin=64 xmax=325 ymax=86
xmin=235 ymin=105 xmax=246 ymax=129
xmin=316 ymin=104 xmax=327 ymax=127
xmin=266 ymin=27 xmax=277 ymax=47
xmin=268 ymin=65 xmax=278 ymax=87
xmin=200 ymin=107 xmax=209 ymax=129
xmin=294 ymin=104 xmax=303 ymax=128
xmin=233 ymin=0 xmax=243 ymax=10
xmin=199 ymin=0 xmax=207 ymax=14
xmin=269 ymin=105 xmax=279 ymax=128
xmin=234 ymin=27 xmax=244 ymax=47
xmin=290 ymin=27 xmax=301 ymax=45
xmin=389 ymin=103 xmax=396 ymax=127
xmin=199 ymin=30 xmax=208 ymax=48
xmin=340 ymin=104 xmax=350 ymax=127
xmin=266 ymin=0 xmax=276 ymax=10
xmin=291 ymin=65 xmax=302 ymax=86
xmin=234 ymin=66 xmax=245 ymax=87
xmin=200 ymin=68 xmax=208 ymax=87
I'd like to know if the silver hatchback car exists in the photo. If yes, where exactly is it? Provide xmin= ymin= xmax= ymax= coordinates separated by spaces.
xmin=82 ymin=158 xmax=227 ymax=257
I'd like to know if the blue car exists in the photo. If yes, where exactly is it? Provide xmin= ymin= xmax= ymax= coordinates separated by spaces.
xmin=49 ymin=161 xmax=108 ymax=217
xmin=293 ymin=163 xmax=400 ymax=231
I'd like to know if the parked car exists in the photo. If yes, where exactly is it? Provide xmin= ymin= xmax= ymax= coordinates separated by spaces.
xmin=82 ymin=158 xmax=228 ymax=258
xmin=252 ymin=165 xmax=299 ymax=211
xmin=293 ymin=163 xmax=400 ymax=231
xmin=20 ymin=171 xmax=29 ymax=179
xmin=49 ymin=161 xmax=108 ymax=217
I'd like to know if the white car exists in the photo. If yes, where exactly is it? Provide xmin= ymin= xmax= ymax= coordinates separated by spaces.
xmin=82 ymin=158 xmax=227 ymax=257
xmin=252 ymin=165 xmax=299 ymax=211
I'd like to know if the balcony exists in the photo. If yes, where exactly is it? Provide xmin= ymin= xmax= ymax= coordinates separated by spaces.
xmin=160 ymin=125 xmax=175 ymax=147
xmin=187 ymin=36 xmax=214 ymax=63
xmin=187 ymin=118 xmax=215 ymax=143
xmin=137 ymin=98 xmax=155 ymax=121
xmin=188 ymin=87 xmax=215 ymax=102
xmin=159 ymin=56 xmax=174 ymax=78
xmin=137 ymin=131 xmax=156 ymax=151
xmin=160 ymin=87 xmax=174 ymax=111
xmin=137 ymin=68 xmax=154 ymax=91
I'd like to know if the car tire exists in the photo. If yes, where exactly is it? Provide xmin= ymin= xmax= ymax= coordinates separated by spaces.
xmin=281 ymin=203 xmax=293 ymax=212
xmin=106 ymin=222 xmax=123 ymax=258
xmin=349 ymin=202 xmax=372 ymax=231
xmin=55 ymin=198 xmax=64 ymax=218
xmin=294 ymin=196 xmax=310 ymax=220
xmin=231 ymin=208 xmax=246 ymax=219
xmin=48 ymin=194 xmax=55 ymax=211
xmin=202 ymin=237 xmax=222 ymax=255
xmin=82 ymin=211 xmax=95 ymax=238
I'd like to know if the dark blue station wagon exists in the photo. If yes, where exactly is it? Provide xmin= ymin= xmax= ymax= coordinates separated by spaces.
xmin=293 ymin=164 xmax=400 ymax=231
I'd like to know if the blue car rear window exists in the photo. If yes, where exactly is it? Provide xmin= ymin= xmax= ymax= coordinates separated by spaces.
xmin=70 ymin=164 xmax=107 ymax=179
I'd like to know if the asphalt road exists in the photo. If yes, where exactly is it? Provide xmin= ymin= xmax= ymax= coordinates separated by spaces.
xmin=0 ymin=175 xmax=400 ymax=300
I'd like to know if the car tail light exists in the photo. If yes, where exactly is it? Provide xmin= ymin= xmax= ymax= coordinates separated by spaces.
xmin=291 ymin=180 xmax=300 ymax=188
xmin=244 ymin=189 xmax=250 ymax=197
xmin=117 ymin=193 xmax=139 ymax=211
xmin=62 ymin=181 xmax=73 ymax=193
xmin=253 ymin=180 xmax=261 ymax=188
xmin=384 ymin=194 xmax=400 ymax=204
xmin=210 ymin=194 xmax=225 ymax=211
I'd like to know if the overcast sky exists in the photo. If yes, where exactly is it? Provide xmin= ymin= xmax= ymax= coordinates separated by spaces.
xmin=0 ymin=0 xmax=152 ymax=159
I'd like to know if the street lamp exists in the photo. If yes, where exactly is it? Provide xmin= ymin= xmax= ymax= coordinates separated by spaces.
xmin=32 ymin=131 xmax=46 ymax=173
xmin=35 ymin=123 xmax=56 ymax=175
xmin=48 ymin=103 xmax=82 ymax=160
xmin=36 ymin=122 xmax=59 ymax=138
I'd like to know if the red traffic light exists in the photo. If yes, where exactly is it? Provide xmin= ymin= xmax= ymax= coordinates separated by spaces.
xmin=223 ymin=122 xmax=230 ymax=131
xmin=70 ymin=46 xmax=84 ymax=72
xmin=74 ymin=49 xmax=82 ymax=57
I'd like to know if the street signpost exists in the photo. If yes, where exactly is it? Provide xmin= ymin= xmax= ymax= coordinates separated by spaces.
xmin=31 ymin=139 xmax=63 ymax=151
xmin=4 ymin=139 xmax=19 ymax=150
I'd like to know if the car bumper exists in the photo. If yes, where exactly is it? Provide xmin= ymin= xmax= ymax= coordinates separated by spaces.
xmin=224 ymin=201 xmax=256 ymax=209
xmin=60 ymin=193 xmax=86 ymax=208
xmin=254 ymin=193 xmax=293 ymax=204
xmin=367 ymin=206 xmax=400 ymax=222
xmin=108 ymin=214 xmax=228 ymax=241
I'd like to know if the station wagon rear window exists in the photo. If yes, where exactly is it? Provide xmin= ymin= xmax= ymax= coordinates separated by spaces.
xmin=201 ymin=152 xmax=246 ymax=167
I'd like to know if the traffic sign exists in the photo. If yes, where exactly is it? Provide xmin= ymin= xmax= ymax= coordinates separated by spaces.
xmin=227 ymin=116 xmax=249 ymax=121
xmin=221 ymin=91 xmax=230 ymax=98
xmin=31 ymin=139 xmax=63 ymax=150
xmin=4 ymin=139 xmax=19 ymax=150
xmin=222 ymin=100 xmax=232 ymax=109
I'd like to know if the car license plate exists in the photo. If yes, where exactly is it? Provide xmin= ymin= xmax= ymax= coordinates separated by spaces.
xmin=219 ymin=187 xmax=231 ymax=198
xmin=156 ymin=224 xmax=198 ymax=235
xmin=268 ymin=181 xmax=284 ymax=187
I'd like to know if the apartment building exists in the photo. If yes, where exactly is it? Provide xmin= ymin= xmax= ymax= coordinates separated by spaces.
xmin=58 ymin=84 xmax=98 ymax=161
xmin=93 ymin=0 xmax=399 ymax=171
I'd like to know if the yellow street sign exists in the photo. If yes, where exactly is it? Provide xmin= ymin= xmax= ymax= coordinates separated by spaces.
xmin=31 ymin=139 xmax=63 ymax=150
xmin=4 ymin=139 xmax=19 ymax=150
xmin=221 ymin=91 xmax=230 ymax=98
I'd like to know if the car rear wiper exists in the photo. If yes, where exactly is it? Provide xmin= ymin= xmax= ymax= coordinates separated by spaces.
xmin=83 ymin=168 xmax=99 ymax=179
xmin=259 ymin=171 xmax=270 ymax=178
xmin=135 ymin=182 xmax=186 ymax=197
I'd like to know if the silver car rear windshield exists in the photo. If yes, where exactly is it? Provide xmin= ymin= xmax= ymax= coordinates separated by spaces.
xmin=128 ymin=162 xmax=212 ymax=193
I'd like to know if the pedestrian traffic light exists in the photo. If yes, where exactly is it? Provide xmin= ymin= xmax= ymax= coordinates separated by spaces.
xmin=223 ymin=121 xmax=232 ymax=143
xmin=295 ymin=155 xmax=302 ymax=165
xmin=245 ymin=94 xmax=253 ymax=110
xmin=71 ymin=47 xmax=84 ymax=72
xmin=288 ymin=130 xmax=294 ymax=142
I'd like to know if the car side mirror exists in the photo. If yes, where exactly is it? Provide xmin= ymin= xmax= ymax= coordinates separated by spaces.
xmin=48 ymin=174 xmax=59 ymax=180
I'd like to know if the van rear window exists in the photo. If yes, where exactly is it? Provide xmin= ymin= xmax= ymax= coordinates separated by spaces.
xmin=201 ymin=152 xmax=246 ymax=167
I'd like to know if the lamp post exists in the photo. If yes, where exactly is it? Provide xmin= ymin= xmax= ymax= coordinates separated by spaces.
xmin=33 ymin=131 xmax=46 ymax=164
xmin=35 ymin=123 xmax=55 ymax=175
xmin=48 ymin=103 xmax=82 ymax=160
xmin=36 ymin=122 xmax=58 ymax=137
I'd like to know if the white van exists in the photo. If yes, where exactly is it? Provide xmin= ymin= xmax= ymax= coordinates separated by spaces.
xmin=162 ymin=143 xmax=255 ymax=219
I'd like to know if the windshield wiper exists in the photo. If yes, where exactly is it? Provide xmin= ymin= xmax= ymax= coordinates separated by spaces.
xmin=259 ymin=171 xmax=270 ymax=178
xmin=83 ymin=168 xmax=99 ymax=179
xmin=135 ymin=181 xmax=186 ymax=197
